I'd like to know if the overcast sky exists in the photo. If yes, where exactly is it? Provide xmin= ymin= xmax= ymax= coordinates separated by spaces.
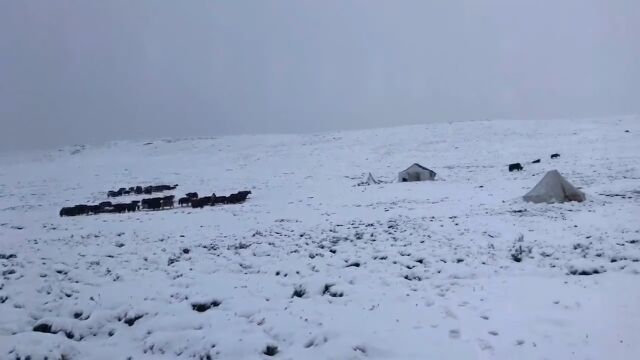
xmin=1 ymin=0 xmax=638 ymax=151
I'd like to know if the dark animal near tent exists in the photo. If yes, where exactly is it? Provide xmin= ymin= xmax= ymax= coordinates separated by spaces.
xmin=532 ymin=159 xmax=541 ymax=164
xmin=508 ymin=163 xmax=523 ymax=172
xmin=551 ymin=153 xmax=560 ymax=159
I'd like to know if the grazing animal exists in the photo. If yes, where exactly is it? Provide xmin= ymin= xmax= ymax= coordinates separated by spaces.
xmin=551 ymin=153 xmax=560 ymax=159
xmin=186 ymin=192 xmax=198 ymax=199
xmin=213 ymin=196 xmax=228 ymax=205
xmin=178 ymin=197 xmax=191 ymax=206
xmin=161 ymin=195 xmax=175 ymax=209
xmin=146 ymin=198 xmax=162 ymax=210
xmin=74 ymin=205 xmax=90 ymax=215
xmin=531 ymin=159 xmax=541 ymax=164
xmin=236 ymin=190 xmax=251 ymax=200
xmin=508 ymin=163 xmax=523 ymax=172
xmin=134 ymin=186 xmax=143 ymax=194
xmin=99 ymin=201 xmax=112 ymax=208
xmin=143 ymin=186 xmax=153 ymax=195
xmin=112 ymin=203 xmax=128 ymax=213
xmin=59 ymin=207 xmax=76 ymax=217
xmin=130 ymin=200 xmax=140 ymax=211
xmin=88 ymin=205 xmax=102 ymax=214
xmin=191 ymin=197 xmax=212 ymax=208
xmin=107 ymin=190 xmax=118 ymax=197
xmin=126 ymin=202 xmax=138 ymax=212
xmin=228 ymin=191 xmax=251 ymax=204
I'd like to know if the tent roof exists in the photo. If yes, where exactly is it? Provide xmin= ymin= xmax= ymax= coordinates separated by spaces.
xmin=401 ymin=163 xmax=435 ymax=173
xmin=523 ymin=170 xmax=585 ymax=204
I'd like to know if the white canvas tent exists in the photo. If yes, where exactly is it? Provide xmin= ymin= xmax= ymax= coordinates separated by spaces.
xmin=398 ymin=163 xmax=436 ymax=182
xmin=523 ymin=170 xmax=586 ymax=204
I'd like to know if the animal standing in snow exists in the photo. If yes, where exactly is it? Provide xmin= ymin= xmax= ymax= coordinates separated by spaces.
xmin=509 ymin=163 xmax=523 ymax=172
xmin=186 ymin=192 xmax=198 ymax=199
xmin=551 ymin=153 xmax=560 ymax=159
xmin=532 ymin=159 xmax=541 ymax=164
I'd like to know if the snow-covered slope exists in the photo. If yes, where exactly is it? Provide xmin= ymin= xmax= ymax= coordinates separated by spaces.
xmin=1 ymin=118 xmax=639 ymax=359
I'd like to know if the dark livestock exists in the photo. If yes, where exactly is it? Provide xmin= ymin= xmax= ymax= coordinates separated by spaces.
xmin=508 ymin=163 xmax=523 ymax=172
xmin=228 ymin=191 xmax=251 ymax=204
xmin=178 ymin=197 xmax=191 ymax=206
xmin=161 ymin=195 xmax=175 ymax=209
xmin=213 ymin=196 xmax=227 ymax=205
xmin=111 ymin=203 xmax=129 ymax=213
xmin=59 ymin=207 xmax=77 ymax=217
xmin=551 ymin=153 xmax=560 ymax=159
xmin=144 ymin=198 xmax=162 ymax=210
xmin=191 ymin=197 xmax=212 ymax=208
xmin=531 ymin=159 xmax=541 ymax=164
xmin=186 ymin=192 xmax=199 ymax=199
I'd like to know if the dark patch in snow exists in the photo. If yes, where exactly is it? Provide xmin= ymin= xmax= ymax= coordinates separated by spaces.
xmin=568 ymin=268 xmax=604 ymax=276
xmin=292 ymin=285 xmax=306 ymax=298
xmin=191 ymin=299 xmax=222 ymax=312
xmin=123 ymin=314 xmax=144 ymax=326
xmin=403 ymin=274 xmax=422 ymax=281
xmin=322 ymin=283 xmax=344 ymax=298
xmin=33 ymin=322 xmax=75 ymax=339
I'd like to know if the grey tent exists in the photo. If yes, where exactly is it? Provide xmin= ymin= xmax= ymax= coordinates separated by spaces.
xmin=523 ymin=170 xmax=585 ymax=204
xmin=398 ymin=163 xmax=436 ymax=182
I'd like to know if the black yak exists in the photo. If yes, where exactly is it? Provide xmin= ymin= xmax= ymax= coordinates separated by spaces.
xmin=531 ymin=159 xmax=541 ymax=164
xmin=161 ymin=195 xmax=175 ymax=209
xmin=186 ymin=192 xmax=198 ymax=199
xmin=191 ymin=197 xmax=212 ymax=208
xmin=551 ymin=153 xmax=560 ymax=159
xmin=508 ymin=163 xmax=523 ymax=172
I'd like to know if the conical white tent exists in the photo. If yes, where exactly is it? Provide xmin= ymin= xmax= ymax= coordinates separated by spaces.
xmin=523 ymin=170 xmax=585 ymax=204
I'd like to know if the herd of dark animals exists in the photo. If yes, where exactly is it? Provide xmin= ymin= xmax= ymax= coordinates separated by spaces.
xmin=59 ymin=188 xmax=252 ymax=217
xmin=508 ymin=153 xmax=560 ymax=172
xmin=107 ymin=184 xmax=178 ymax=197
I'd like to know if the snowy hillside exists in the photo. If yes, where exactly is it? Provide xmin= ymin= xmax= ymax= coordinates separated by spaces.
xmin=1 ymin=117 xmax=639 ymax=359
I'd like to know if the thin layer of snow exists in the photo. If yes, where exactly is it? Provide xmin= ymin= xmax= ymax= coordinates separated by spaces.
xmin=1 ymin=117 xmax=639 ymax=359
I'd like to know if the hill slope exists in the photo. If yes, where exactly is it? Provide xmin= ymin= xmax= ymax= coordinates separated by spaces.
xmin=1 ymin=118 xmax=640 ymax=359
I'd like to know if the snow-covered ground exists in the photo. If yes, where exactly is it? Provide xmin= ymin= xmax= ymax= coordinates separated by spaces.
xmin=1 ymin=117 xmax=639 ymax=359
